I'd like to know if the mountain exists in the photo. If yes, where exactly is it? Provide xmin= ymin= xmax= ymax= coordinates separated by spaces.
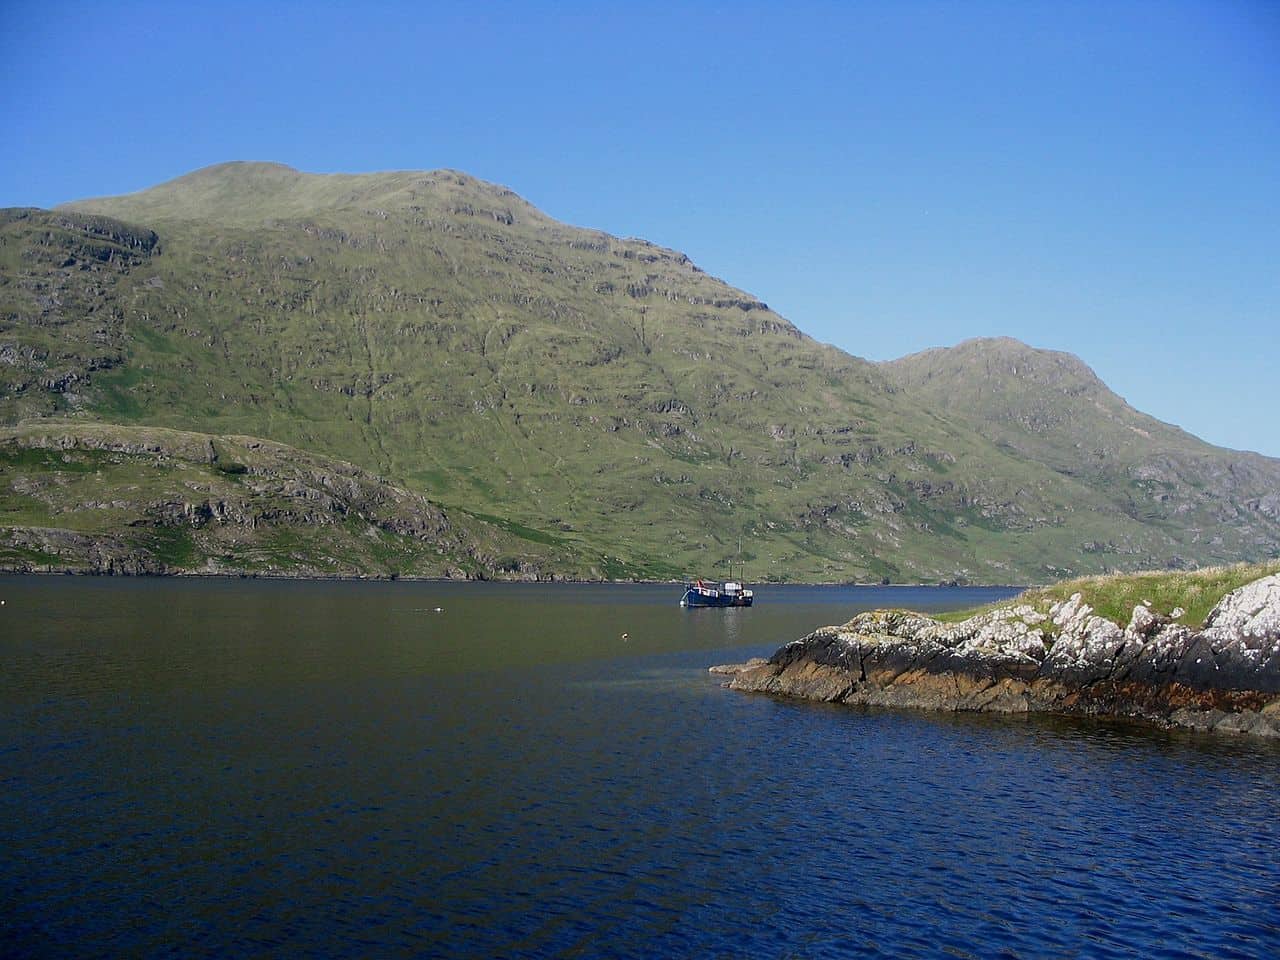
xmin=1 ymin=162 xmax=1276 ymax=581
xmin=883 ymin=338 xmax=1280 ymax=566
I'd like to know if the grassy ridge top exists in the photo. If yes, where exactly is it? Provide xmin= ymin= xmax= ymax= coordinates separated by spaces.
xmin=61 ymin=162 xmax=553 ymax=229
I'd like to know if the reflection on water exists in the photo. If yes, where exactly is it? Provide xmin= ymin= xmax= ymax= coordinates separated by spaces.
xmin=2 ymin=577 xmax=1277 ymax=958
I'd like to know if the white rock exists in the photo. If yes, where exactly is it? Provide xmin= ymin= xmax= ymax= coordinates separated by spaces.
xmin=1051 ymin=593 xmax=1092 ymax=632
xmin=1127 ymin=604 xmax=1159 ymax=640
xmin=1203 ymin=574 xmax=1280 ymax=644
xmin=957 ymin=616 xmax=1048 ymax=661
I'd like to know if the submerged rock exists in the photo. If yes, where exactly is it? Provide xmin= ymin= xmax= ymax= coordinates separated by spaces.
xmin=714 ymin=574 xmax=1280 ymax=737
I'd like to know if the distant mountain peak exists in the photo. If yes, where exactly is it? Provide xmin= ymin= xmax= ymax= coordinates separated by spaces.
xmin=882 ymin=335 xmax=1246 ymax=467
xmin=893 ymin=334 xmax=1091 ymax=366
xmin=59 ymin=161 xmax=544 ymax=228
xmin=186 ymin=160 xmax=300 ymax=175
xmin=885 ymin=337 xmax=1105 ymax=396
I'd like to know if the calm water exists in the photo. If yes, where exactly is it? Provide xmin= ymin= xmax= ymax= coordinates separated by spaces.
xmin=2 ymin=577 xmax=1278 ymax=959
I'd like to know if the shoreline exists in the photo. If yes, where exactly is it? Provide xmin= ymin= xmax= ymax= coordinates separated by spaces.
xmin=0 ymin=566 xmax=1028 ymax=589
xmin=712 ymin=572 xmax=1280 ymax=738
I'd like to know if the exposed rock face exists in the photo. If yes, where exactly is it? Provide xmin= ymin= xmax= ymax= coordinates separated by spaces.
xmin=1202 ymin=575 xmax=1280 ymax=644
xmin=715 ymin=575 xmax=1280 ymax=737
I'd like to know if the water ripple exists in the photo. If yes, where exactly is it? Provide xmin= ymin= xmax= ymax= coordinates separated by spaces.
xmin=3 ymin=579 xmax=1279 ymax=957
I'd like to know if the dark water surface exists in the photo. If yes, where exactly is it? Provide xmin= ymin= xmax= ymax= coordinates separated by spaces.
xmin=2 ymin=577 xmax=1278 ymax=958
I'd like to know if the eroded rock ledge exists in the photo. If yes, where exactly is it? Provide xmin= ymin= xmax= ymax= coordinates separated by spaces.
xmin=713 ymin=574 xmax=1280 ymax=737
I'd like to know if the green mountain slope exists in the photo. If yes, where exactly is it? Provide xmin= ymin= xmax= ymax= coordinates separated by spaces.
xmin=1 ymin=163 xmax=1276 ymax=581
xmin=883 ymin=337 xmax=1280 ymax=566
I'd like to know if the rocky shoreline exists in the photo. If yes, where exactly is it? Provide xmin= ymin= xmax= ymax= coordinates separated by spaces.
xmin=713 ymin=574 xmax=1280 ymax=737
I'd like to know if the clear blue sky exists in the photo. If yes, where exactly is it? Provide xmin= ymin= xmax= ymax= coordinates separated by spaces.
xmin=3 ymin=1 xmax=1277 ymax=455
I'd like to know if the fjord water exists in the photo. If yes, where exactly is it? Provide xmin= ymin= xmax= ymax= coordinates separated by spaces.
xmin=3 ymin=579 xmax=1278 ymax=959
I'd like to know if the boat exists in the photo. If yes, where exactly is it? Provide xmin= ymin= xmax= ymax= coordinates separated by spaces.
xmin=680 ymin=578 xmax=753 ymax=607
xmin=681 ymin=541 xmax=755 ymax=607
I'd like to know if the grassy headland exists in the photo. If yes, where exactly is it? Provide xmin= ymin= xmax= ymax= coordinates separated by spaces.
xmin=936 ymin=561 xmax=1280 ymax=627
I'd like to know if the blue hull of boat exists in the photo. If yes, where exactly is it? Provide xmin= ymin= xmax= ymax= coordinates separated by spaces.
xmin=681 ymin=588 xmax=753 ymax=607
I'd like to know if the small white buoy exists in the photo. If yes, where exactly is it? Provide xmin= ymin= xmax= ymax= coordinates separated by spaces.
xmin=621 ymin=632 xmax=629 ymax=641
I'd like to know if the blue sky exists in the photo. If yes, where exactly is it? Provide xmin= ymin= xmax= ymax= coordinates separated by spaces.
xmin=3 ymin=1 xmax=1277 ymax=455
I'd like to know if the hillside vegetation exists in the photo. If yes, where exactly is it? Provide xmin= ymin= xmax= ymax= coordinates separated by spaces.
xmin=884 ymin=338 xmax=1280 ymax=566
xmin=1 ymin=163 xmax=1277 ymax=581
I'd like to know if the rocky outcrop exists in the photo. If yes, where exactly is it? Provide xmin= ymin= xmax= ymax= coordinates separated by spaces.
xmin=0 ymin=422 xmax=578 ymax=579
xmin=714 ymin=575 xmax=1280 ymax=737
xmin=2 ymin=526 xmax=168 ymax=575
